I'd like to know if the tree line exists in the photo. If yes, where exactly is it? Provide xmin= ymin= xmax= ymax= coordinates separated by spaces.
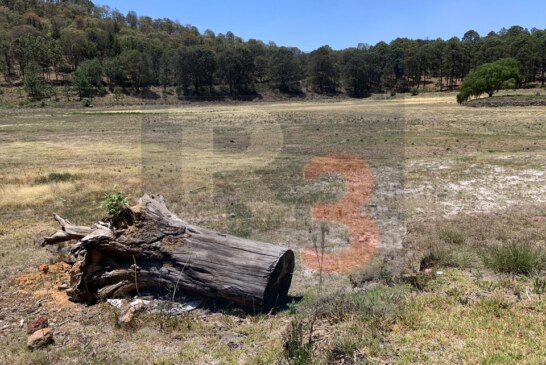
xmin=1 ymin=0 xmax=545 ymax=100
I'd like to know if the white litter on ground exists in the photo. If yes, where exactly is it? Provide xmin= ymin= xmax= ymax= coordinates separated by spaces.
xmin=107 ymin=298 xmax=201 ymax=316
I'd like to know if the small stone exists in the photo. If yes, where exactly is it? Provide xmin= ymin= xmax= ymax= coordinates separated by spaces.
xmin=57 ymin=283 xmax=69 ymax=291
xmin=27 ymin=317 xmax=48 ymax=335
xmin=27 ymin=328 xmax=53 ymax=349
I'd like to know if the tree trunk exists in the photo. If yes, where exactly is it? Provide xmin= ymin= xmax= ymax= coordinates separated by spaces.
xmin=40 ymin=194 xmax=295 ymax=312
xmin=541 ymin=57 xmax=546 ymax=86
xmin=439 ymin=68 xmax=443 ymax=92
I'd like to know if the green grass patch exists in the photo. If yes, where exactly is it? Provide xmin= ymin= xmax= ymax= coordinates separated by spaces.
xmin=34 ymin=172 xmax=79 ymax=184
xmin=439 ymin=229 xmax=466 ymax=245
xmin=315 ymin=285 xmax=407 ymax=323
xmin=483 ymin=242 xmax=544 ymax=275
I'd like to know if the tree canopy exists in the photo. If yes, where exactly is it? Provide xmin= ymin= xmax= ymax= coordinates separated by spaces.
xmin=0 ymin=1 xmax=544 ymax=100
xmin=457 ymin=58 xmax=520 ymax=103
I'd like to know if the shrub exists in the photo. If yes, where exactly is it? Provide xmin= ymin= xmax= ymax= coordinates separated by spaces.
xmin=327 ymin=333 xmax=360 ymax=364
xmin=420 ymin=246 xmax=479 ymax=270
xmin=483 ymin=242 xmax=544 ymax=275
xmin=81 ymin=97 xmax=92 ymax=107
xmin=100 ymin=185 xmax=129 ymax=224
xmin=410 ymin=87 xmax=419 ymax=96
xmin=34 ymin=172 xmax=77 ymax=185
xmin=349 ymin=257 xmax=394 ymax=287
xmin=390 ymin=90 xmax=396 ymax=97
xmin=283 ymin=320 xmax=312 ymax=365
xmin=533 ymin=277 xmax=546 ymax=297
xmin=457 ymin=58 xmax=520 ymax=103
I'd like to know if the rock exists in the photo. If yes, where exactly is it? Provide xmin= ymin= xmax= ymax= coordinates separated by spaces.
xmin=27 ymin=316 xmax=49 ymax=334
xmin=27 ymin=328 xmax=53 ymax=349
xmin=118 ymin=301 xmax=145 ymax=325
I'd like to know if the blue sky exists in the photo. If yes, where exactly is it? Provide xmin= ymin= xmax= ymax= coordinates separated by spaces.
xmin=95 ymin=0 xmax=546 ymax=51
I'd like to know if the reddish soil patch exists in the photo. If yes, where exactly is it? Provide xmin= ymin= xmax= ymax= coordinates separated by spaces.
xmin=15 ymin=262 xmax=77 ymax=309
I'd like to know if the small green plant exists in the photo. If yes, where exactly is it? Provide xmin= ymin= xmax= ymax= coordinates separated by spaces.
xmin=283 ymin=320 xmax=312 ymax=365
xmin=286 ymin=300 xmax=298 ymax=315
xmin=327 ymin=332 xmax=360 ymax=364
xmin=483 ymin=242 xmax=544 ymax=275
xmin=350 ymin=257 xmax=394 ymax=287
xmin=100 ymin=185 xmax=129 ymax=224
xmin=81 ymin=97 xmax=92 ymax=107
xmin=410 ymin=87 xmax=419 ymax=96
xmin=533 ymin=277 xmax=546 ymax=297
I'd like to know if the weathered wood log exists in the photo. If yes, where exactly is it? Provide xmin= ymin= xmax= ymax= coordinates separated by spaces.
xmin=41 ymin=194 xmax=295 ymax=312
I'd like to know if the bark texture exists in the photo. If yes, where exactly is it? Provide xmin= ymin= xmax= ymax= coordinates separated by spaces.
xmin=41 ymin=194 xmax=295 ymax=311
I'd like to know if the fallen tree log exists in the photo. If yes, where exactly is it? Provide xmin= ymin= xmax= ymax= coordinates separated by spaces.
xmin=40 ymin=194 xmax=295 ymax=312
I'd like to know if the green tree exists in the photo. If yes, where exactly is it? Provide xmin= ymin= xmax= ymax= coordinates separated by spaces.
xmin=118 ymin=49 xmax=152 ymax=93
xmin=426 ymin=39 xmax=445 ymax=90
xmin=268 ymin=46 xmax=303 ymax=93
xmin=457 ymin=58 xmax=520 ymax=103
xmin=444 ymin=37 xmax=464 ymax=89
xmin=217 ymin=45 xmax=255 ymax=95
xmin=103 ymin=57 xmax=125 ymax=89
xmin=176 ymin=45 xmax=216 ymax=96
xmin=381 ymin=38 xmax=411 ymax=91
xmin=72 ymin=58 xmax=103 ymax=99
xmin=462 ymin=30 xmax=481 ymax=78
xmin=60 ymin=27 xmax=95 ymax=69
xmin=23 ymin=61 xmax=46 ymax=99
xmin=478 ymin=34 xmax=507 ymax=64
xmin=308 ymin=45 xmax=339 ymax=94
xmin=531 ymin=28 xmax=546 ymax=86
xmin=507 ymin=31 xmax=537 ymax=86
xmin=341 ymin=48 xmax=371 ymax=97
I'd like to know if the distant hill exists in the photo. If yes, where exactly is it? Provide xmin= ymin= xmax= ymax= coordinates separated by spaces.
xmin=0 ymin=0 xmax=544 ymax=101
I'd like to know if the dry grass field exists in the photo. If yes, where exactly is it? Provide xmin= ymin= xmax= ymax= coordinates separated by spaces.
xmin=0 ymin=91 xmax=545 ymax=364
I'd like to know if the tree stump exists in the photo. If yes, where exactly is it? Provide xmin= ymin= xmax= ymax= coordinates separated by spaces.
xmin=40 ymin=194 xmax=295 ymax=312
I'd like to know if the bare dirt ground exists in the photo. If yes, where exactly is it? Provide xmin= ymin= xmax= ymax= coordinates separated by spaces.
xmin=0 ymin=91 xmax=545 ymax=364
xmin=464 ymin=94 xmax=546 ymax=107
